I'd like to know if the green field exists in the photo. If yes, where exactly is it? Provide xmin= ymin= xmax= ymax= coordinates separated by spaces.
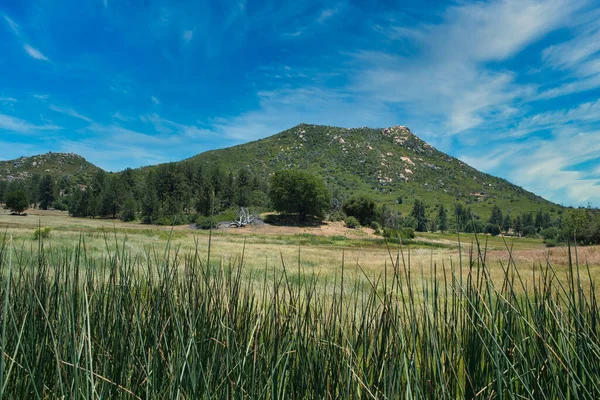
xmin=1 ymin=210 xmax=600 ymax=398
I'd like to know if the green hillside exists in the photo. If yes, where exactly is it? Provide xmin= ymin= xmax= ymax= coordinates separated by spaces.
xmin=179 ymin=124 xmax=558 ymax=217
xmin=0 ymin=152 xmax=101 ymax=183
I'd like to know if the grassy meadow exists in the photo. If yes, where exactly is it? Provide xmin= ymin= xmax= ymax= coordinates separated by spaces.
xmin=1 ymin=209 xmax=600 ymax=398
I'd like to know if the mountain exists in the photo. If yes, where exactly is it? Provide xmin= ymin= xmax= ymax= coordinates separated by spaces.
xmin=179 ymin=124 xmax=558 ymax=217
xmin=0 ymin=152 xmax=102 ymax=182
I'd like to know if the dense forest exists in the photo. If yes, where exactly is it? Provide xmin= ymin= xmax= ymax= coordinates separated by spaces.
xmin=1 ymin=163 xmax=599 ymax=246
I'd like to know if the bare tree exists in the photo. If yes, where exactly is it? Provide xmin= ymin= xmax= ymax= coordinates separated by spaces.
xmin=229 ymin=207 xmax=257 ymax=228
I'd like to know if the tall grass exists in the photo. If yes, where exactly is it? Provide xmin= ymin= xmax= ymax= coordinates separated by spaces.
xmin=0 ymin=231 xmax=599 ymax=398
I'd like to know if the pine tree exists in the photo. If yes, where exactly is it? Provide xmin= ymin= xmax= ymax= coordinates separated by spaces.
xmin=410 ymin=199 xmax=428 ymax=232
xmin=437 ymin=204 xmax=448 ymax=233
xmin=38 ymin=175 xmax=55 ymax=210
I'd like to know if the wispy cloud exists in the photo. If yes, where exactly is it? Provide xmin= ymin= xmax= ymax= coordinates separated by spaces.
xmin=24 ymin=44 xmax=50 ymax=61
xmin=150 ymin=96 xmax=160 ymax=105
xmin=49 ymin=105 xmax=93 ymax=123
xmin=3 ymin=15 xmax=19 ymax=34
xmin=0 ymin=113 xmax=61 ymax=134
xmin=145 ymin=114 xmax=212 ymax=138
xmin=317 ymin=7 xmax=338 ymax=23
xmin=348 ymin=0 xmax=580 ymax=134
xmin=33 ymin=94 xmax=49 ymax=100
xmin=0 ymin=97 xmax=17 ymax=103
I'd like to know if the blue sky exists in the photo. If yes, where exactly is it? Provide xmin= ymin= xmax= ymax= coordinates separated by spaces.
xmin=1 ymin=0 xmax=600 ymax=207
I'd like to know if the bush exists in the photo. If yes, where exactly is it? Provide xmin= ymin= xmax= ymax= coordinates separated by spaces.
xmin=544 ymin=239 xmax=557 ymax=248
xmin=345 ymin=216 xmax=360 ymax=229
xmin=328 ymin=211 xmax=347 ymax=222
xmin=541 ymin=227 xmax=559 ymax=241
xmin=485 ymin=223 xmax=501 ymax=236
xmin=33 ymin=226 xmax=52 ymax=240
xmin=523 ymin=225 xmax=537 ymax=238
xmin=383 ymin=227 xmax=415 ymax=241
xmin=370 ymin=221 xmax=382 ymax=234
xmin=342 ymin=196 xmax=376 ymax=226
xmin=52 ymin=198 xmax=69 ymax=211
xmin=195 ymin=209 xmax=239 ymax=229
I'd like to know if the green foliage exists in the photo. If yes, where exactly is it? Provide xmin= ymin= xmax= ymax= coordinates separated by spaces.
xmin=342 ymin=195 xmax=376 ymax=226
xmin=488 ymin=205 xmax=503 ymax=226
xmin=344 ymin=216 xmax=360 ymax=229
xmin=437 ymin=204 xmax=448 ymax=233
xmin=383 ymin=227 xmax=416 ymax=240
xmin=370 ymin=221 xmax=382 ymax=234
xmin=32 ymin=226 xmax=52 ymax=240
xmin=5 ymin=190 xmax=29 ymax=214
xmin=120 ymin=197 xmax=137 ymax=222
xmin=410 ymin=199 xmax=428 ymax=232
xmin=523 ymin=225 xmax=537 ymax=238
xmin=52 ymin=198 xmax=69 ymax=211
xmin=328 ymin=211 xmax=347 ymax=222
xmin=38 ymin=174 xmax=55 ymax=210
xmin=485 ymin=223 xmax=501 ymax=236
xmin=269 ymin=170 xmax=331 ymax=220
xmin=0 ymin=235 xmax=599 ymax=397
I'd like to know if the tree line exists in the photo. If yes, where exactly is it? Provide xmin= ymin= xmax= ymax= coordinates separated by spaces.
xmin=1 ymin=167 xmax=599 ymax=245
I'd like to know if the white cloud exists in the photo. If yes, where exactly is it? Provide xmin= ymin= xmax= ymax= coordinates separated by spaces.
xmin=33 ymin=94 xmax=49 ymax=100
xmin=3 ymin=15 xmax=19 ymax=34
xmin=0 ymin=97 xmax=17 ymax=103
xmin=103 ymin=0 xmax=108 ymax=8
xmin=0 ymin=113 xmax=61 ymax=134
xmin=24 ymin=44 xmax=49 ymax=61
xmin=348 ymin=0 xmax=580 ymax=134
xmin=145 ymin=113 xmax=212 ymax=138
xmin=318 ymin=8 xmax=338 ymax=23
xmin=151 ymin=96 xmax=160 ymax=105
xmin=49 ymin=105 xmax=93 ymax=123
xmin=206 ymin=86 xmax=396 ymax=141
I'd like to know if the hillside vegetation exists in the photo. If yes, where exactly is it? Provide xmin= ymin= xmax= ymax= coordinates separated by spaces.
xmin=181 ymin=124 xmax=557 ymax=217
xmin=0 ymin=152 xmax=101 ymax=183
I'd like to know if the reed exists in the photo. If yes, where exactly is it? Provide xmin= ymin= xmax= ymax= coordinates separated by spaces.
xmin=0 ymin=231 xmax=598 ymax=399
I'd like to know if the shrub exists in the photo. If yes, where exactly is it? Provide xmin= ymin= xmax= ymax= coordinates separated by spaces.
xmin=545 ymin=239 xmax=557 ymax=248
xmin=383 ymin=227 xmax=415 ymax=241
xmin=541 ymin=227 xmax=559 ymax=241
xmin=523 ymin=225 xmax=537 ymax=238
xmin=328 ymin=211 xmax=347 ymax=222
xmin=370 ymin=221 xmax=382 ymax=234
xmin=342 ymin=196 xmax=376 ymax=225
xmin=345 ymin=216 xmax=360 ymax=229
xmin=33 ymin=226 xmax=52 ymax=240
xmin=485 ymin=223 xmax=501 ymax=236
xmin=52 ymin=198 xmax=70 ymax=211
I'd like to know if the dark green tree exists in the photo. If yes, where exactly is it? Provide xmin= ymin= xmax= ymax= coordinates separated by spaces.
xmin=5 ymin=190 xmax=29 ymax=215
xmin=120 ymin=197 xmax=137 ymax=222
xmin=269 ymin=170 xmax=331 ymax=221
xmin=502 ymin=214 xmax=511 ymax=233
xmin=437 ymin=204 xmax=448 ymax=233
xmin=0 ymin=181 xmax=7 ymax=204
xmin=488 ymin=205 xmax=503 ymax=226
xmin=410 ymin=199 xmax=428 ymax=232
xmin=513 ymin=215 xmax=523 ymax=237
xmin=38 ymin=175 xmax=55 ymax=210
xmin=342 ymin=195 xmax=376 ymax=226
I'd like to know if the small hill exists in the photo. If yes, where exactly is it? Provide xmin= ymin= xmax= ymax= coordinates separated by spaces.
xmin=0 ymin=152 xmax=102 ymax=182
xmin=180 ymin=124 xmax=558 ymax=217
